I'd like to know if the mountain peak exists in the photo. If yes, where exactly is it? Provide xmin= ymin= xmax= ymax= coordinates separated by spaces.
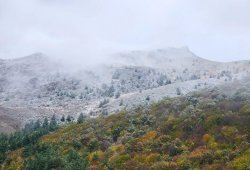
xmin=14 ymin=52 xmax=47 ymax=61
xmin=156 ymin=46 xmax=190 ymax=52
xmin=113 ymin=47 xmax=202 ymax=68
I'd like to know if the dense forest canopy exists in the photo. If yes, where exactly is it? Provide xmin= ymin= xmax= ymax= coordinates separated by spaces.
xmin=1 ymin=88 xmax=250 ymax=170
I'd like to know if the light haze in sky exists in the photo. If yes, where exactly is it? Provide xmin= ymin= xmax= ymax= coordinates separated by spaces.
xmin=0 ymin=0 xmax=249 ymax=62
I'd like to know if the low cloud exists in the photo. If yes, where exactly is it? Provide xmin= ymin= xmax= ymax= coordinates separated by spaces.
xmin=0 ymin=0 xmax=249 ymax=62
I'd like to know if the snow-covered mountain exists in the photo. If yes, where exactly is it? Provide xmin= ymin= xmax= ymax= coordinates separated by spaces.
xmin=0 ymin=47 xmax=249 ymax=133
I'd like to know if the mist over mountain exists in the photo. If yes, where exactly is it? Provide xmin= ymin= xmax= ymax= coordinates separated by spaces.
xmin=0 ymin=47 xmax=249 ymax=134
xmin=1 ymin=1 xmax=250 ymax=169
xmin=1 ymin=49 xmax=250 ymax=168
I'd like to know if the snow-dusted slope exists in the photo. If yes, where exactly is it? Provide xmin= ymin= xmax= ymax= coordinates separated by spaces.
xmin=0 ymin=47 xmax=250 ymax=133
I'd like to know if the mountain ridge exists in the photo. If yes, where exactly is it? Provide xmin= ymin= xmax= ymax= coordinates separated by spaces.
xmin=0 ymin=47 xmax=250 ymax=133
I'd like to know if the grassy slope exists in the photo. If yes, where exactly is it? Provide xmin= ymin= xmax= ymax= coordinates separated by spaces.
xmin=2 ymin=89 xmax=250 ymax=170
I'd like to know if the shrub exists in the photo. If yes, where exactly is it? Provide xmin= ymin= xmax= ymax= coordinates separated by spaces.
xmin=240 ymin=104 xmax=250 ymax=115
xmin=88 ymin=150 xmax=104 ymax=162
xmin=202 ymin=134 xmax=212 ymax=144
xmin=176 ymin=157 xmax=191 ymax=170
xmin=133 ymin=154 xmax=147 ymax=163
xmin=189 ymin=147 xmax=213 ymax=165
xmin=72 ymin=140 xmax=82 ymax=149
xmin=110 ymin=144 xmax=125 ymax=154
xmin=150 ymin=161 xmax=177 ymax=170
xmin=221 ymin=126 xmax=238 ymax=142
xmin=232 ymin=149 xmax=250 ymax=170
xmin=139 ymin=131 xmax=157 ymax=143
xmin=146 ymin=153 xmax=161 ymax=164
xmin=87 ymin=139 xmax=99 ymax=152
xmin=204 ymin=114 xmax=222 ymax=130
xmin=114 ymin=154 xmax=130 ymax=168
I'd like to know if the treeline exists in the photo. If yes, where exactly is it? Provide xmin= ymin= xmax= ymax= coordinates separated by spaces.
xmin=0 ymin=113 xmax=87 ymax=164
xmin=0 ymin=115 xmax=58 ymax=163
xmin=23 ymin=143 xmax=89 ymax=170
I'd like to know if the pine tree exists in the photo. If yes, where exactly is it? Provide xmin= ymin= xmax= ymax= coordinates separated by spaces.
xmin=49 ymin=114 xmax=57 ymax=130
xmin=66 ymin=115 xmax=71 ymax=122
xmin=77 ymin=113 xmax=85 ymax=124
xmin=61 ymin=115 xmax=65 ymax=122
xmin=24 ymin=121 xmax=34 ymax=133
xmin=34 ymin=119 xmax=41 ymax=130
xmin=42 ymin=118 xmax=49 ymax=128
xmin=176 ymin=87 xmax=182 ymax=95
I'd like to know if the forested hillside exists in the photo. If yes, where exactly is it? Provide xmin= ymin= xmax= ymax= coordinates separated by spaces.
xmin=1 ymin=88 xmax=250 ymax=170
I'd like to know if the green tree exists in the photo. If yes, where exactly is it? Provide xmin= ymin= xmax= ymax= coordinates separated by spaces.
xmin=66 ymin=115 xmax=71 ymax=122
xmin=61 ymin=115 xmax=65 ymax=122
xmin=42 ymin=117 xmax=49 ymax=128
xmin=65 ymin=149 xmax=89 ymax=170
xmin=49 ymin=114 xmax=57 ymax=130
xmin=34 ymin=119 xmax=41 ymax=130
xmin=112 ymin=126 xmax=122 ymax=142
xmin=77 ymin=113 xmax=85 ymax=124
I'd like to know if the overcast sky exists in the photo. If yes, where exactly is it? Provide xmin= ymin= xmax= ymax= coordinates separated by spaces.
xmin=0 ymin=0 xmax=249 ymax=62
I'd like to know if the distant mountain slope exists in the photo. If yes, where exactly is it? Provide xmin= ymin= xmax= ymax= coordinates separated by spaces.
xmin=0 ymin=47 xmax=249 ymax=133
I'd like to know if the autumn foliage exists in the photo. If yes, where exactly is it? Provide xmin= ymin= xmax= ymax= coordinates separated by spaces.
xmin=2 ymin=90 xmax=250 ymax=169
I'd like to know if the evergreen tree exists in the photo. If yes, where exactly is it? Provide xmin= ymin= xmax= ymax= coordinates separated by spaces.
xmin=77 ymin=113 xmax=85 ymax=124
xmin=34 ymin=119 xmax=41 ymax=130
xmin=61 ymin=115 xmax=65 ymax=122
xmin=24 ymin=121 xmax=34 ymax=133
xmin=176 ymin=87 xmax=182 ymax=95
xmin=66 ymin=115 xmax=71 ymax=122
xmin=65 ymin=149 xmax=89 ymax=170
xmin=0 ymin=117 xmax=58 ymax=164
xmin=49 ymin=114 xmax=57 ymax=130
xmin=42 ymin=117 xmax=49 ymax=128
xmin=112 ymin=126 xmax=122 ymax=142
xmin=119 ymin=99 xmax=123 ymax=106
xmin=115 ymin=92 xmax=120 ymax=99
xmin=0 ymin=133 xmax=8 ymax=163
